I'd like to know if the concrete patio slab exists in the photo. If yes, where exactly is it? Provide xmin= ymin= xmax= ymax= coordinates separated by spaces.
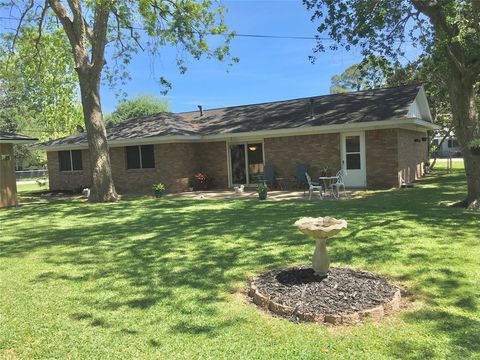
xmin=163 ymin=189 xmax=360 ymax=201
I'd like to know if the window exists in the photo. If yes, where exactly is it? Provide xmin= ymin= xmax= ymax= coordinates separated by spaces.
xmin=125 ymin=145 xmax=155 ymax=169
xmin=432 ymin=139 xmax=439 ymax=146
xmin=345 ymin=136 xmax=361 ymax=170
xmin=58 ymin=150 xmax=83 ymax=171
xmin=448 ymin=139 xmax=458 ymax=148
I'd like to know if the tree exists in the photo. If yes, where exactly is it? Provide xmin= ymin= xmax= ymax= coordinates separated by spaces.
xmin=0 ymin=27 xmax=83 ymax=168
xmin=304 ymin=0 xmax=480 ymax=209
xmin=4 ymin=1 xmax=235 ymax=202
xmin=330 ymin=56 xmax=391 ymax=93
xmin=105 ymin=95 xmax=169 ymax=124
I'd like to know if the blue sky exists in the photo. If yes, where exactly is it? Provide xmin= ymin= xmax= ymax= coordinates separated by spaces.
xmin=1 ymin=1 xmax=421 ymax=114
xmin=102 ymin=0 xmax=367 ymax=113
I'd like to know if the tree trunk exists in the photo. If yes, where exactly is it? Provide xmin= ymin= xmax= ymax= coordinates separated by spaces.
xmin=447 ymin=73 xmax=480 ymax=210
xmin=77 ymin=67 xmax=119 ymax=202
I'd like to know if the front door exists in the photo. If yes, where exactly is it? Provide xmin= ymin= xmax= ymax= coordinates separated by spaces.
xmin=229 ymin=142 xmax=264 ymax=186
xmin=341 ymin=132 xmax=366 ymax=187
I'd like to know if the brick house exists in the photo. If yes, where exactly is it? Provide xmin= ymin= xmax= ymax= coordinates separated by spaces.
xmin=38 ymin=84 xmax=438 ymax=194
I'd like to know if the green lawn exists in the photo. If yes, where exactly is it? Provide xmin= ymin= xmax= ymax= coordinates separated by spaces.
xmin=1 ymin=168 xmax=479 ymax=359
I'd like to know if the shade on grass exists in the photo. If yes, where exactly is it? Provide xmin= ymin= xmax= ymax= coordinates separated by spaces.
xmin=1 ymin=167 xmax=479 ymax=359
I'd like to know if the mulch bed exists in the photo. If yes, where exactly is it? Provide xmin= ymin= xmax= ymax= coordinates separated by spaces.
xmin=249 ymin=266 xmax=401 ymax=325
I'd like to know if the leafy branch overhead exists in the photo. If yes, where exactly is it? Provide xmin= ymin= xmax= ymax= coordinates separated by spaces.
xmin=4 ymin=0 xmax=238 ymax=92
xmin=304 ymin=0 xmax=480 ymax=209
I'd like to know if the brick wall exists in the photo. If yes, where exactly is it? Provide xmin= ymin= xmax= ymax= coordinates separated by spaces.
xmin=47 ymin=142 xmax=226 ymax=194
xmin=366 ymin=129 xmax=399 ymax=188
xmin=47 ymin=129 xmax=428 ymax=193
xmin=397 ymin=129 xmax=428 ymax=184
xmin=195 ymin=141 xmax=229 ymax=188
xmin=365 ymin=128 xmax=428 ymax=189
xmin=264 ymin=133 xmax=341 ymax=179
xmin=47 ymin=150 xmax=92 ymax=191
xmin=110 ymin=143 xmax=198 ymax=194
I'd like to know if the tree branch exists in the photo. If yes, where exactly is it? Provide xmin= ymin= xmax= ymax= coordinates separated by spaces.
xmin=111 ymin=7 xmax=144 ymax=52
xmin=47 ymin=0 xmax=76 ymax=50
xmin=411 ymin=0 xmax=465 ymax=74
xmin=35 ymin=0 xmax=49 ymax=68
xmin=11 ymin=0 xmax=34 ymax=52
xmin=91 ymin=2 xmax=110 ymax=72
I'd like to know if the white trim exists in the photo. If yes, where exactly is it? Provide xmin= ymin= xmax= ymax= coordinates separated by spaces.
xmin=36 ymin=118 xmax=440 ymax=151
xmin=340 ymin=132 xmax=366 ymax=187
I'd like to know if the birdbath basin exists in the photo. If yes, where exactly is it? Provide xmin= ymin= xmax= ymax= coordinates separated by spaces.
xmin=295 ymin=217 xmax=347 ymax=277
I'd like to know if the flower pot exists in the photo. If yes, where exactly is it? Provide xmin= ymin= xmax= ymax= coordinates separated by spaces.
xmin=154 ymin=190 xmax=163 ymax=198
xmin=470 ymin=147 xmax=480 ymax=156
xmin=195 ymin=183 xmax=208 ymax=191
xmin=258 ymin=192 xmax=267 ymax=200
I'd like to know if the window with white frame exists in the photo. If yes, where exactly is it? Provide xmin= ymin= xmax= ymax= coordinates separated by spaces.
xmin=125 ymin=145 xmax=155 ymax=169
xmin=58 ymin=150 xmax=83 ymax=172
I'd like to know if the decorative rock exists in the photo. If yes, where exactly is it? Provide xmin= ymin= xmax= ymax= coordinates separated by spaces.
xmin=248 ymin=284 xmax=257 ymax=298
xmin=252 ymin=290 xmax=270 ymax=308
xmin=359 ymin=305 xmax=384 ymax=321
xmin=296 ymin=311 xmax=325 ymax=323
xmin=383 ymin=290 xmax=401 ymax=314
xmin=341 ymin=312 xmax=360 ymax=325
xmin=324 ymin=314 xmax=343 ymax=325
xmin=269 ymin=301 xmax=294 ymax=316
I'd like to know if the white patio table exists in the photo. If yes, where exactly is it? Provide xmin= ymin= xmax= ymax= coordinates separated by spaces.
xmin=318 ymin=176 xmax=339 ymax=198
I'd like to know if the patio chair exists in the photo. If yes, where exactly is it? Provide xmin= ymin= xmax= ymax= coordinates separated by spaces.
xmin=295 ymin=164 xmax=309 ymax=193
xmin=305 ymin=172 xmax=323 ymax=200
xmin=263 ymin=163 xmax=275 ymax=188
xmin=331 ymin=169 xmax=347 ymax=199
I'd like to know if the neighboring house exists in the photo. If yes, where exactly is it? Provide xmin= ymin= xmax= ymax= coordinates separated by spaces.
xmin=0 ymin=132 xmax=38 ymax=208
xmin=432 ymin=132 xmax=461 ymax=158
xmin=37 ymin=84 xmax=437 ymax=194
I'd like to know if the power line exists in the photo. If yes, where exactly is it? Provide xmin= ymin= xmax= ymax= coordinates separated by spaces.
xmin=0 ymin=15 xmax=329 ymax=41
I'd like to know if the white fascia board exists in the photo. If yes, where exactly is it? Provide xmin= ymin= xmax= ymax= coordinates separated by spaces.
xmin=202 ymin=117 xmax=438 ymax=140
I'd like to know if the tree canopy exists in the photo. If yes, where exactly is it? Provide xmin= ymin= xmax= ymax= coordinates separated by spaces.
xmin=305 ymin=0 xmax=480 ymax=209
xmin=2 ymin=0 xmax=236 ymax=202
xmin=0 ymin=26 xmax=83 ymax=168
xmin=330 ymin=56 xmax=390 ymax=93
xmin=105 ymin=95 xmax=170 ymax=125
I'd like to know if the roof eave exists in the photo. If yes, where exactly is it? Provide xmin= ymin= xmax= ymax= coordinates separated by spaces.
xmin=0 ymin=139 xmax=38 ymax=144
xmin=36 ymin=118 xmax=437 ymax=150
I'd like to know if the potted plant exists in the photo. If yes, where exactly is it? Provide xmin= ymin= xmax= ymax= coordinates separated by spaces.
xmin=257 ymin=184 xmax=268 ymax=200
xmin=319 ymin=164 xmax=334 ymax=177
xmin=152 ymin=183 xmax=166 ymax=198
xmin=193 ymin=172 xmax=212 ymax=191
xmin=469 ymin=139 xmax=480 ymax=156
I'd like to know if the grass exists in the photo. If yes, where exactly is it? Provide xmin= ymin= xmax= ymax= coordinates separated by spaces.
xmin=1 ymin=166 xmax=479 ymax=359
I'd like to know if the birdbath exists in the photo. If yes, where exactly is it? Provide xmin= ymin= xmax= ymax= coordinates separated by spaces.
xmin=294 ymin=217 xmax=347 ymax=277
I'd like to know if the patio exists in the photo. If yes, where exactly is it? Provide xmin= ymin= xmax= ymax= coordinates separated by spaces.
xmin=163 ymin=188 xmax=360 ymax=201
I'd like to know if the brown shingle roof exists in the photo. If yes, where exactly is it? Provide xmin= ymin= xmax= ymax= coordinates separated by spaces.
xmin=39 ymin=84 xmax=424 ymax=147
xmin=0 ymin=132 xmax=38 ymax=142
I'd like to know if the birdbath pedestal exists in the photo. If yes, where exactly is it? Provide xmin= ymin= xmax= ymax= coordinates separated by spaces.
xmin=295 ymin=217 xmax=347 ymax=277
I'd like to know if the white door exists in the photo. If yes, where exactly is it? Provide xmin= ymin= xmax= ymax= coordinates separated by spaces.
xmin=341 ymin=132 xmax=366 ymax=187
